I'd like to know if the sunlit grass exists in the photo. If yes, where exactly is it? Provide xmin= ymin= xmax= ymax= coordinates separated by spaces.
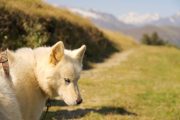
xmin=103 ymin=29 xmax=138 ymax=50
xmin=1 ymin=0 xmax=93 ymax=28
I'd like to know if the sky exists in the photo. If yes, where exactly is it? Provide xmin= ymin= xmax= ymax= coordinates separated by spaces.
xmin=46 ymin=0 xmax=180 ymax=17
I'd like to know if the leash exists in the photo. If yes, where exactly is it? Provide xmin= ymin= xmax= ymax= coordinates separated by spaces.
xmin=40 ymin=98 xmax=51 ymax=120
xmin=0 ymin=50 xmax=11 ymax=80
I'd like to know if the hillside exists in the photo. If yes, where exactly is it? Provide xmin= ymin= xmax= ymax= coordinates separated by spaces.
xmin=68 ymin=8 xmax=135 ymax=31
xmin=121 ymin=26 xmax=180 ymax=46
xmin=102 ymin=29 xmax=137 ymax=50
xmin=0 ymin=0 xmax=136 ymax=68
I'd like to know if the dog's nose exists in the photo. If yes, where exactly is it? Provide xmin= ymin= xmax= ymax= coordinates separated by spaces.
xmin=76 ymin=98 xmax=82 ymax=105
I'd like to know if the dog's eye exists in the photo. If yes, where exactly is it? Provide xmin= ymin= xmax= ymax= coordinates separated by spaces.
xmin=64 ymin=78 xmax=71 ymax=85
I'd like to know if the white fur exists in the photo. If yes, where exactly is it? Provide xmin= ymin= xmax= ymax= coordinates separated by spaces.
xmin=0 ymin=42 xmax=86 ymax=120
xmin=0 ymin=67 xmax=22 ymax=120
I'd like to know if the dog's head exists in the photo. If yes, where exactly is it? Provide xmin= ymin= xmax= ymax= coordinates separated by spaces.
xmin=45 ymin=41 xmax=86 ymax=105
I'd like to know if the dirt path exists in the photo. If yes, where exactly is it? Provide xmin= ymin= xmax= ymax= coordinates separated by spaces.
xmin=82 ymin=49 xmax=134 ymax=77
xmin=94 ymin=49 xmax=134 ymax=68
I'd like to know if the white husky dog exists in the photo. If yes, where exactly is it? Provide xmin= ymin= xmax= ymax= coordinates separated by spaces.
xmin=5 ymin=41 xmax=86 ymax=120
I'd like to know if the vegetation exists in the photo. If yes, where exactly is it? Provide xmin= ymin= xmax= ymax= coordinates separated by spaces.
xmin=0 ymin=0 xmax=136 ymax=68
xmin=141 ymin=32 xmax=167 ymax=46
xmin=102 ymin=29 xmax=137 ymax=50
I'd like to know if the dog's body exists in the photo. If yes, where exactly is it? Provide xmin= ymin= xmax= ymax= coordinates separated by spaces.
xmin=0 ymin=77 xmax=22 ymax=120
xmin=10 ymin=48 xmax=45 ymax=120
xmin=0 ymin=65 xmax=22 ymax=120
xmin=0 ymin=41 xmax=86 ymax=120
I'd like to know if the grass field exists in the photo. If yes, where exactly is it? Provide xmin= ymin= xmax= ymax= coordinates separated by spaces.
xmin=45 ymin=46 xmax=180 ymax=120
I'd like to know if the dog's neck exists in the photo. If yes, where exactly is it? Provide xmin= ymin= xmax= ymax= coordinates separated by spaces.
xmin=10 ymin=48 xmax=48 ymax=120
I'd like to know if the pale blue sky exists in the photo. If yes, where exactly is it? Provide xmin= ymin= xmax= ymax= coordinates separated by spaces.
xmin=46 ymin=0 xmax=180 ymax=17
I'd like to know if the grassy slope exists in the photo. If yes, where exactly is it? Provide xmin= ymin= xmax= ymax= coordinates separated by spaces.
xmin=0 ymin=0 xmax=136 ymax=68
xmin=103 ymin=29 xmax=138 ymax=50
xmin=47 ymin=46 xmax=180 ymax=120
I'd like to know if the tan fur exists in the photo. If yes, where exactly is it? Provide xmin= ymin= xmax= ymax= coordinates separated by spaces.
xmin=49 ymin=41 xmax=64 ymax=65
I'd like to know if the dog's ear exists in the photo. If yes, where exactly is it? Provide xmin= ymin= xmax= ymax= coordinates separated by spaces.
xmin=7 ymin=49 xmax=15 ymax=64
xmin=73 ymin=45 xmax=86 ymax=63
xmin=49 ymin=41 xmax=64 ymax=65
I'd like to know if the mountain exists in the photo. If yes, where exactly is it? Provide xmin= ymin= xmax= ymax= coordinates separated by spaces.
xmin=119 ymin=12 xmax=180 ymax=27
xmin=68 ymin=8 xmax=180 ymax=46
xmin=119 ymin=12 xmax=160 ymax=25
xmin=121 ymin=26 xmax=180 ymax=46
xmin=69 ymin=8 xmax=180 ymax=27
xmin=150 ymin=12 xmax=180 ymax=26
xmin=119 ymin=12 xmax=180 ymax=46
xmin=68 ymin=8 xmax=135 ymax=31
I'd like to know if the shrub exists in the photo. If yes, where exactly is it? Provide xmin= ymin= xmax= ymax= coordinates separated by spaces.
xmin=141 ymin=32 xmax=167 ymax=46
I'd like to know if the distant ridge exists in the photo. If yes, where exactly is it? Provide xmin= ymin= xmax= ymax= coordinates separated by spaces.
xmin=68 ymin=7 xmax=180 ymax=46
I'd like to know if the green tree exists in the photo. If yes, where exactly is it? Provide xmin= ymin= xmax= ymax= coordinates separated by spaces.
xmin=141 ymin=34 xmax=151 ymax=45
xmin=141 ymin=32 xmax=166 ymax=46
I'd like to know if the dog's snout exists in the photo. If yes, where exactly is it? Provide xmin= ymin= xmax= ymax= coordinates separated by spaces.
xmin=76 ymin=98 xmax=82 ymax=105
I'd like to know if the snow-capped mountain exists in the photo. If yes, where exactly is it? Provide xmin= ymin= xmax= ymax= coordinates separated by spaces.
xmin=119 ymin=12 xmax=180 ymax=26
xmin=68 ymin=8 xmax=135 ymax=30
xmin=68 ymin=7 xmax=180 ymax=27
xmin=119 ymin=12 xmax=160 ymax=25
xmin=67 ymin=7 xmax=180 ymax=46
xmin=150 ymin=12 xmax=180 ymax=26
xmin=69 ymin=8 xmax=102 ymax=19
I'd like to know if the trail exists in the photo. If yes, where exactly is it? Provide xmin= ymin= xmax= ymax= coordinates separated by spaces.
xmin=82 ymin=49 xmax=134 ymax=77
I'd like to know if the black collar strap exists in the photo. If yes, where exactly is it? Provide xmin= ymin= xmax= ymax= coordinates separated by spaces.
xmin=40 ymin=98 xmax=51 ymax=120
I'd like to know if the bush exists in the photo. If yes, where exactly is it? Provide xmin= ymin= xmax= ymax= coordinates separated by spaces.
xmin=141 ymin=32 xmax=167 ymax=46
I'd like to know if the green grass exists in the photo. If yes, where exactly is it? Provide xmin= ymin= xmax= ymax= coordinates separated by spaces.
xmin=46 ymin=46 xmax=180 ymax=120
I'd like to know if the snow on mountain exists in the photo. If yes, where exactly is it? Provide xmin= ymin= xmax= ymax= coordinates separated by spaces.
xmin=176 ymin=11 xmax=180 ymax=16
xmin=69 ymin=7 xmax=179 ymax=27
xmin=119 ymin=12 xmax=160 ymax=25
xmin=67 ymin=8 xmax=180 ymax=46
xmin=150 ymin=12 xmax=180 ymax=26
xmin=69 ymin=8 xmax=101 ymax=19
xmin=68 ymin=7 xmax=180 ymax=27
xmin=68 ymin=8 xmax=135 ymax=30
xmin=118 ymin=11 xmax=180 ymax=26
